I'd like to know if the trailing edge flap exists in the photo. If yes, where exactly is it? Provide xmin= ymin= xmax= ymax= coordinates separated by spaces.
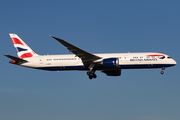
xmin=4 ymin=54 xmax=28 ymax=63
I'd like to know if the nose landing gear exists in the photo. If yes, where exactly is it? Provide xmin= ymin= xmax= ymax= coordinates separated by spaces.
xmin=161 ymin=67 xmax=165 ymax=74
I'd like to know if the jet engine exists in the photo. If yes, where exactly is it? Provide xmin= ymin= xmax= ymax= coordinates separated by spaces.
xmin=102 ymin=58 xmax=119 ymax=68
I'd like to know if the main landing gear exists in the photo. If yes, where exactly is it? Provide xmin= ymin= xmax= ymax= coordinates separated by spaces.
xmin=87 ymin=63 xmax=97 ymax=79
xmin=161 ymin=67 xmax=165 ymax=74
xmin=87 ymin=71 xmax=97 ymax=79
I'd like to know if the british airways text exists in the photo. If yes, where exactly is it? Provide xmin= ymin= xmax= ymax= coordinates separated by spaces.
xmin=130 ymin=58 xmax=157 ymax=61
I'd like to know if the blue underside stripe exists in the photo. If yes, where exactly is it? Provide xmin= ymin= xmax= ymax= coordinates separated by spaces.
xmin=36 ymin=64 xmax=174 ymax=71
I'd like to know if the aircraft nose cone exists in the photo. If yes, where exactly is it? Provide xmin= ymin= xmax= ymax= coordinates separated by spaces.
xmin=173 ymin=59 xmax=177 ymax=65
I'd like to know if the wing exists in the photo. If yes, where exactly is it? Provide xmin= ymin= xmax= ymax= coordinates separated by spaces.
xmin=51 ymin=36 xmax=102 ymax=66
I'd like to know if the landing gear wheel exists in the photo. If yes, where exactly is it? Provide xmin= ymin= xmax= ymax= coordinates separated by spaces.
xmin=87 ymin=70 xmax=97 ymax=79
xmin=89 ymin=75 xmax=93 ymax=79
xmin=161 ymin=71 xmax=164 ymax=74
xmin=88 ymin=73 xmax=97 ymax=79
xmin=93 ymin=74 xmax=97 ymax=78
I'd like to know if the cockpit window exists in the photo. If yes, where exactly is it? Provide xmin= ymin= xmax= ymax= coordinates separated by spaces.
xmin=167 ymin=56 xmax=172 ymax=59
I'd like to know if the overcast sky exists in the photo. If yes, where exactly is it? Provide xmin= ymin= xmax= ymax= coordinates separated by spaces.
xmin=1 ymin=0 xmax=180 ymax=120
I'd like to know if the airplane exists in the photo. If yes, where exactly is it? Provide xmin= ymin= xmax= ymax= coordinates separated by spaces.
xmin=4 ymin=33 xmax=177 ymax=79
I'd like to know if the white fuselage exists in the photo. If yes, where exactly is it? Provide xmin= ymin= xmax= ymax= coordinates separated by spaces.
xmin=7 ymin=33 xmax=177 ymax=78
xmin=19 ymin=52 xmax=176 ymax=71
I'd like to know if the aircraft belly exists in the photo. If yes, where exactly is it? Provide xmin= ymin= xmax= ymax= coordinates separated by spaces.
xmin=119 ymin=63 xmax=174 ymax=69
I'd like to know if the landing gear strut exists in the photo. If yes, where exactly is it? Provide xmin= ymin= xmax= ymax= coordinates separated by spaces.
xmin=161 ymin=67 xmax=165 ymax=74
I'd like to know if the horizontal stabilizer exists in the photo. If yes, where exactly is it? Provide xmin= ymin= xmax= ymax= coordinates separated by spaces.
xmin=4 ymin=54 xmax=28 ymax=63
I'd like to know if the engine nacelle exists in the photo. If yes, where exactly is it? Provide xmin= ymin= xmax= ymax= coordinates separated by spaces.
xmin=102 ymin=69 xmax=121 ymax=76
xmin=103 ymin=58 xmax=119 ymax=68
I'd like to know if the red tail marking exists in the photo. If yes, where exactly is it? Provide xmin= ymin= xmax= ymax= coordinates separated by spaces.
xmin=11 ymin=37 xmax=24 ymax=46
xmin=20 ymin=52 xmax=33 ymax=59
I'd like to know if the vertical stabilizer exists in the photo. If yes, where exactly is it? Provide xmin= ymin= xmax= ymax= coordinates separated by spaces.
xmin=9 ymin=33 xmax=38 ymax=59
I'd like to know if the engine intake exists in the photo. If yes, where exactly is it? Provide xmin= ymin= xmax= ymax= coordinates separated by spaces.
xmin=103 ymin=58 xmax=119 ymax=68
